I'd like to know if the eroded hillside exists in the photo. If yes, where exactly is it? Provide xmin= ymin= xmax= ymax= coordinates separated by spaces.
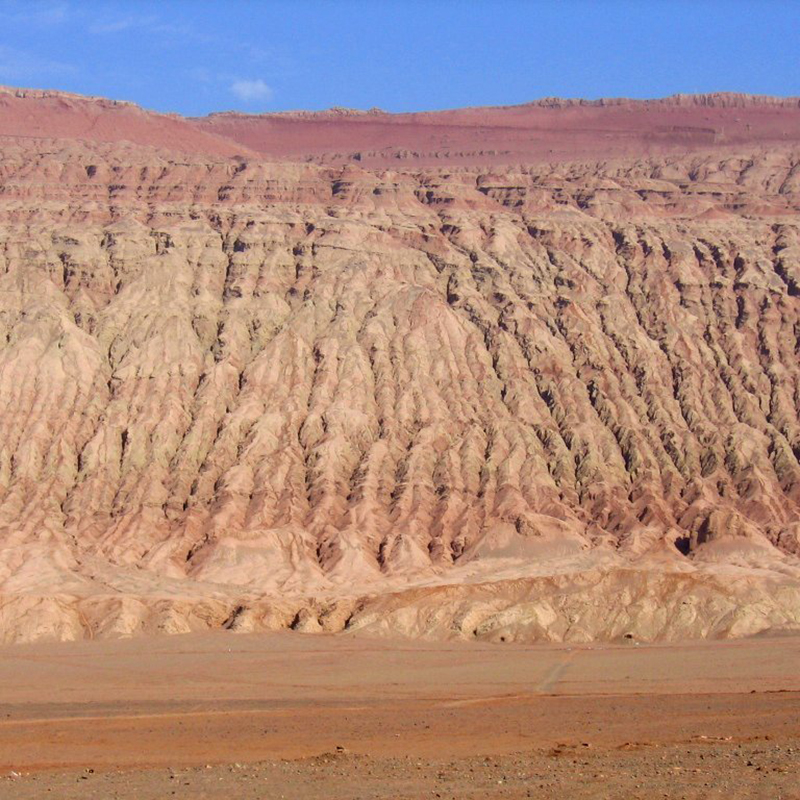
xmin=0 ymin=127 xmax=799 ymax=642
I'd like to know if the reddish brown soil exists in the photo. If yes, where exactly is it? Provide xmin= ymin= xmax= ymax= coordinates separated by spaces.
xmin=0 ymin=634 xmax=798 ymax=798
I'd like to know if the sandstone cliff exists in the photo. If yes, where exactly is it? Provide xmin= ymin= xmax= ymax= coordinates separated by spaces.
xmin=0 ymin=91 xmax=799 ymax=643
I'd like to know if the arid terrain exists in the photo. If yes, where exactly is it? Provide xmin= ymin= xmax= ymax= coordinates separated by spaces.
xmin=196 ymin=92 xmax=800 ymax=167
xmin=1 ymin=84 xmax=800 ymax=797
xmin=0 ymin=87 xmax=799 ymax=645
xmin=1 ymin=632 xmax=799 ymax=798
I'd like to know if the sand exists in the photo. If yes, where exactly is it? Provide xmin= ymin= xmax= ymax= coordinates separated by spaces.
xmin=0 ymin=632 xmax=798 ymax=797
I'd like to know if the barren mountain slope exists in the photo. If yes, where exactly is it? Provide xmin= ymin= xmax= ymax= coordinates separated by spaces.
xmin=0 ymin=86 xmax=254 ymax=157
xmin=0 ymin=95 xmax=799 ymax=643
xmin=194 ymin=93 xmax=800 ymax=166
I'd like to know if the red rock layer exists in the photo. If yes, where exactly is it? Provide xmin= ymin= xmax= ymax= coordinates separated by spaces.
xmin=0 ymin=86 xmax=254 ymax=157
xmin=194 ymin=93 xmax=800 ymax=166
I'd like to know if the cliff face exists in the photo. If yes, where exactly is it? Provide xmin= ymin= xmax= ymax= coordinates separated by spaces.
xmin=1 ymin=93 xmax=800 ymax=643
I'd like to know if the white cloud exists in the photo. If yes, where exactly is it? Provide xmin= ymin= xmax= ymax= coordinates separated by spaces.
xmin=230 ymin=78 xmax=272 ymax=104
xmin=86 ymin=12 xmax=203 ymax=40
xmin=88 ymin=14 xmax=158 ymax=35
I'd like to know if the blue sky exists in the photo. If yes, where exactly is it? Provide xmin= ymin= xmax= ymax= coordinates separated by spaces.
xmin=0 ymin=0 xmax=797 ymax=116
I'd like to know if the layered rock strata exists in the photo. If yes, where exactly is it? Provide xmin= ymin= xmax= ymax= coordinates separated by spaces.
xmin=0 ymin=94 xmax=799 ymax=642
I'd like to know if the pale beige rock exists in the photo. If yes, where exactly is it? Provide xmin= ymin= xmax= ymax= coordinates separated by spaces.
xmin=0 ymin=91 xmax=799 ymax=644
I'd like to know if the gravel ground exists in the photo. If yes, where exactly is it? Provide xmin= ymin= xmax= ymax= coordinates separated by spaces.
xmin=4 ymin=740 xmax=799 ymax=800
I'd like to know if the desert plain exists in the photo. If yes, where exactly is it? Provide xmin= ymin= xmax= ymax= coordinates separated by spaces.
xmin=1 ymin=631 xmax=799 ymax=799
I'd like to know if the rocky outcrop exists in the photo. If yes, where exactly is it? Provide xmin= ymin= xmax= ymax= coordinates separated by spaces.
xmin=0 ymin=90 xmax=799 ymax=643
